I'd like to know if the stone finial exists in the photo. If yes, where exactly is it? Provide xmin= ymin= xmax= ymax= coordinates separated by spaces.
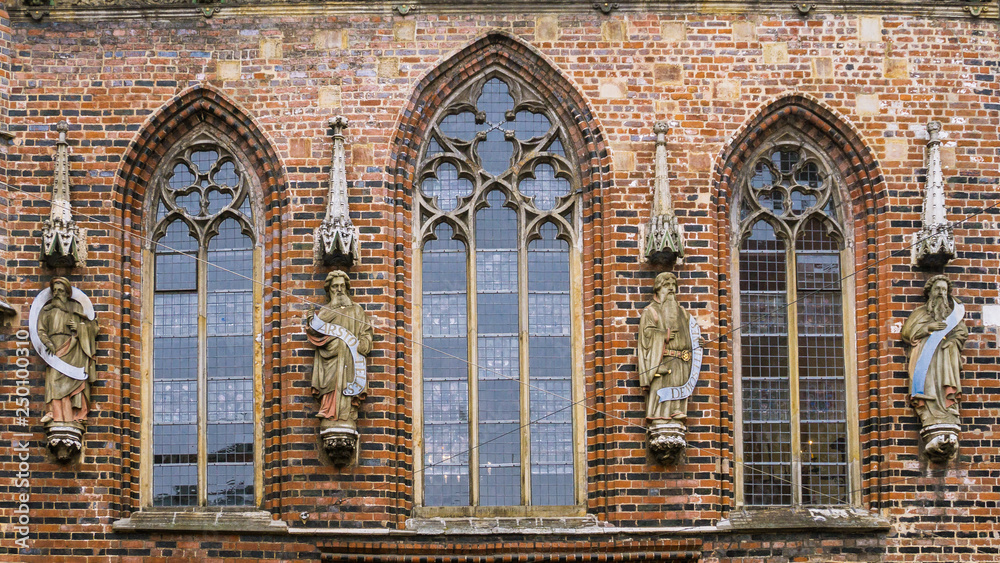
xmin=643 ymin=121 xmax=685 ymax=267
xmin=911 ymin=121 xmax=954 ymax=269
xmin=41 ymin=121 xmax=86 ymax=268
xmin=315 ymin=117 xmax=360 ymax=267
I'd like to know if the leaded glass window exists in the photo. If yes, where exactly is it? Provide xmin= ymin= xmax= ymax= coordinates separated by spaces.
xmin=736 ymin=142 xmax=851 ymax=507
xmin=149 ymin=140 xmax=257 ymax=507
xmin=416 ymin=74 xmax=579 ymax=508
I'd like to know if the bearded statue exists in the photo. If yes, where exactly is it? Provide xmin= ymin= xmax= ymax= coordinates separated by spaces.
xmin=900 ymin=274 xmax=967 ymax=462
xmin=30 ymin=277 xmax=98 ymax=460
xmin=306 ymin=270 xmax=373 ymax=465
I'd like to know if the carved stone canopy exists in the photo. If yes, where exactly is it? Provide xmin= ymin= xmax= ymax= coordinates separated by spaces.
xmin=644 ymin=121 xmax=684 ymax=267
xmin=911 ymin=121 xmax=955 ymax=270
xmin=315 ymin=117 xmax=360 ymax=267
xmin=41 ymin=121 xmax=86 ymax=269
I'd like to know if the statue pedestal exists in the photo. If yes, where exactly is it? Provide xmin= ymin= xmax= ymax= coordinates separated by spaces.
xmin=648 ymin=419 xmax=686 ymax=465
xmin=320 ymin=421 xmax=359 ymax=467
xmin=921 ymin=423 xmax=960 ymax=463
xmin=46 ymin=421 xmax=84 ymax=461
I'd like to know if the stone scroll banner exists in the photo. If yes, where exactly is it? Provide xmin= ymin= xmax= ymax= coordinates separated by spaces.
xmin=656 ymin=315 xmax=703 ymax=403
xmin=309 ymin=314 xmax=367 ymax=396
xmin=911 ymin=298 xmax=964 ymax=397
xmin=29 ymin=286 xmax=96 ymax=381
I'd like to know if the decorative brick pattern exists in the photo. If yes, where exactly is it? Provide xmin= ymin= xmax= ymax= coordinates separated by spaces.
xmin=0 ymin=6 xmax=996 ymax=562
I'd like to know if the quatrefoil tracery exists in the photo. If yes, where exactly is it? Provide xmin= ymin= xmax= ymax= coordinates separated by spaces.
xmin=738 ymin=144 xmax=843 ymax=245
xmin=416 ymin=73 xmax=578 ymax=246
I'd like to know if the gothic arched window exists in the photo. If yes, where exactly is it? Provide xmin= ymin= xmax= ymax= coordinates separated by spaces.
xmin=734 ymin=136 xmax=856 ymax=507
xmin=415 ymin=74 xmax=582 ymax=510
xmin=145 ymin=130 xmax=260 ymax=508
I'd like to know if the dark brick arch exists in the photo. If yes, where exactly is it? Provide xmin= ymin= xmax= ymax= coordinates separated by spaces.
xmin=113 ymin=85 xmax=288 ymax=516
xmin=387 ymin=31 xmax=615 ymax=520
xmin=117 ymin=86 xmax=286 ymax=226
xmin=712 ymin=94 xmax=888 ymax=512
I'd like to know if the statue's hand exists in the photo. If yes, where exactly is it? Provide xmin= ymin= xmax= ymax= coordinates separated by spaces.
xmin=929 ymin=321 xmax=947 ymax=332
xmin=67 ymin=319 xmax=78 ymax=333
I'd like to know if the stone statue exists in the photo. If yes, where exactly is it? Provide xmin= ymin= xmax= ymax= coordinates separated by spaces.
xmin=637 ymin=271 xmax=702 ymax=464
xmin=29 ymin=277 xmax=98 ymax=460
xmin=306 ymin=270 xmax=373 ymax=464
xmin=900 ymin=274 xmax=967 ymax=462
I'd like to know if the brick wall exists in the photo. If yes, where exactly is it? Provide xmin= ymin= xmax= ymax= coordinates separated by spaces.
xmin=0 ymin=4 xmax=996 ymax=561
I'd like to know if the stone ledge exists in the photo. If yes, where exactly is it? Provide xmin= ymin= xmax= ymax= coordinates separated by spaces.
xmin=112 ymin=509 xmax=288 ymax=534
xmin=717 ymin=507 xmax=891 ymax=532
xmin=404 ymin=515 xmax=613 ymax=535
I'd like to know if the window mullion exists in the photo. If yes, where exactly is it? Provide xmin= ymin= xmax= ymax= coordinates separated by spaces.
xmin=518 ymin=215 xmax=531 ymax=506
xmin=467 ymin=237 xmax=480 ymax=508
xmin=197 ymin=244 xmax=208 ymax=507
xmin=787 ymin=242 xmax=802 ymax=506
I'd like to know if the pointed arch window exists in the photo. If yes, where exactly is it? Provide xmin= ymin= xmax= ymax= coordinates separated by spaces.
xmin=145 ymin=134 xmax=261 ymax=508
xmin=415 ymin=74 xmax=582 ymax=511
xmin=734 ymin=139 xmax=857 ymax=507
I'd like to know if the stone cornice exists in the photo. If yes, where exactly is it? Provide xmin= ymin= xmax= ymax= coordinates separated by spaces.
xmin=13 ymin=0 xmax=996 ymax=22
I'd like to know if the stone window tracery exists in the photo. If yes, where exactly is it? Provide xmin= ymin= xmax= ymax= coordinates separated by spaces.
xmin=735 ymin=138 xmax=853 ymax=507
xmin=148 ymin=137 xmax=259 ymax=508
xmin=416 ymin=73 xmax=580 ymax=509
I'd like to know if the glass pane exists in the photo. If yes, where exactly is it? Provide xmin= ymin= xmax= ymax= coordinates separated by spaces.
xmin=740 ymin=223 xmax=792 ymax=506
xmin=512 ymin=110 xmax=550 ymax=140
xmin=206 ymin=188 xmax=232 ymax=215
xmin=207 ymin=463 xmax=254 ymax=506
xmin=190 ymin=150 xmax=219 ymax=173
xmin=796 ymin=219 xmax=847 ymax=505
xmin=422 ymin=163 xmax=474 ymax=212
xmin=422 ymin=224 xmax=471 ymax=506
xmin=213 ymin=160 xmax=239 ymax=187
xmin=477 ymin=129 xmax=513 ymax=177
xmin=773 ymin=149 xmax=798 ymax=174
xmin=520 ymin=164 xmax=570 ymax=211
xmin=170 ymin=163 xmax=196 ymax=190
xmin=152 ymin=464 xmax=197 ymax=507
xmin=439 ymin=112 xmax=477 ymax=140
xmin=156 ymin=219 xmax=198 ymax=253
xmin=204 ymin=219 xmax=255 ymax=506
xmin=478 ymin=78 xmax=514 ymax=125
xmin=478 ymin=335 xmax=521 ymax=506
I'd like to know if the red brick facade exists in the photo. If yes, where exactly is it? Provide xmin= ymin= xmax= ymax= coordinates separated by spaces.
xmin=0 ymin=3 xmax=998 ymax=561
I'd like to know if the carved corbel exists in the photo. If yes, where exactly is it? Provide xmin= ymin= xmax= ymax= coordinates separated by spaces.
xmin=41 ymin=121 xmax=87 ymax=269
xmin=643 ymin=122 xmax=685 ymax=267
xmin=911 ymin=121 xmax=955 ymax=270
xmin=315 ymin=117 xmax=360 ymax=268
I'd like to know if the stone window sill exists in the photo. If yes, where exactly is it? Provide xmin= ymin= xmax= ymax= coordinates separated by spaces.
xmin=405 ymin=514 xmax=609 ymax=535
xmin=112 ymin=508 xmax=288 ymax=534
xmin=717 ymin=507 xmax=890 ymax=532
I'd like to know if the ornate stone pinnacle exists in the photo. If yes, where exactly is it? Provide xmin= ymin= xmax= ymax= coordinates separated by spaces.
xmin=41 ymin=121 xmax=86 ymax=268
xmin=316 ymin=116 xmax=360 ymax=267
xmin=644 ymin=121 xmax=684 ymax=267
xmin=911 ymin=121 xmax=954 ymax=270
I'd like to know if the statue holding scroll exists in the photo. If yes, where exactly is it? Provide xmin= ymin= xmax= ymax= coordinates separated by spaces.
xmin=307 ymin=270 xmax=373 ymax=464
xmin=29 ymin=277 xmax=98 ymax=460
xmin=637 ymin=272 xmax=702 ymax=464
xmin=900 ymin=274 xmax=967 ymax=462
